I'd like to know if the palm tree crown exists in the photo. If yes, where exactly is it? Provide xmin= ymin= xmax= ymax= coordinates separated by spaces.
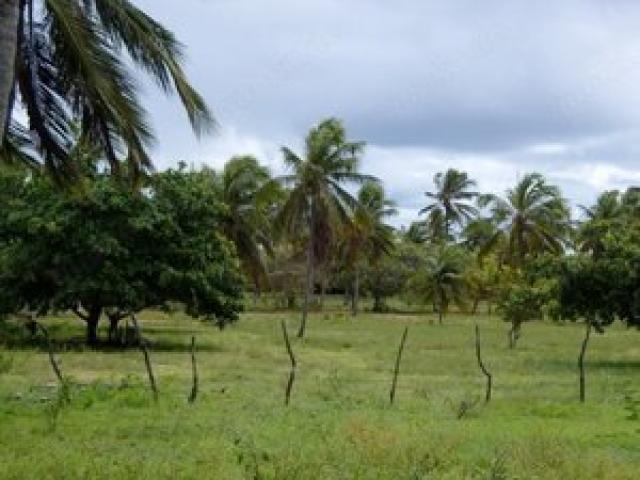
xmin=219 ymin=155 xmax=282 ymax=291
xmin=409 ymin=245 xmax=468 ymax=324
xmin=420 ymin=168 xmax=479 ymax=240
xmin=480 ymin=173 xmax=570 ymax=266
xmin=1 ymin=0 xmax=212 ymax=179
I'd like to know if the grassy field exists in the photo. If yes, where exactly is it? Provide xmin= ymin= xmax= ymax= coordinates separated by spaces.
xmin=1 ymin=307 xmax=639 ymax=479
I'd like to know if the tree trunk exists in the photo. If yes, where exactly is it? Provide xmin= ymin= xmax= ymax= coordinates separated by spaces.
xmin=108 ymin=316 xmax=120 ymax=344
xmin=86 ymin=317 xmax=99 ymax=346
xmin=508 ymin=320 xmax=521 ymax=349
xmin=319 ymin=274 xmax=326 ymax=310
xmin=579 ymin=322 xmax=592 ymax=403
xmin=298 ymin=232 xmax=314 ymax=338
xmin=351 ymin=268 xmax=360 ymax=317
xmin=0 ymin=0 xmax=20 ymax=142
xmin=373 ymin=293 xmax=384 ymax=313
xmin=471 ymin=297 xmax=480 ymax=315
xmin=252 ymin=285 xmax=260 ymax=308
xmin=85 ymin=306 xmax=102 ymax=346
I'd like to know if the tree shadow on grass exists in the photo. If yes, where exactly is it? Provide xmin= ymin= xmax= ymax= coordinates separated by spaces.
xmin=588 ymin=359 xmax=640 ymax=369
xmin=544 ymin=358 xmax=640 ymax=371
xmin=1 ymin=332 xmax=228 ymax=354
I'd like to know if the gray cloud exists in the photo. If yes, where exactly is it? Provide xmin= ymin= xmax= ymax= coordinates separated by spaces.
xmin=133 ymin=0 xmax=640 ymax=226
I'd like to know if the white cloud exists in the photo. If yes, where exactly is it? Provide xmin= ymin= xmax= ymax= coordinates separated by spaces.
xmin=128 ymin=0 xmax=640 ymax=227
xmin=551 ymin=163 xmax=640 ymax=191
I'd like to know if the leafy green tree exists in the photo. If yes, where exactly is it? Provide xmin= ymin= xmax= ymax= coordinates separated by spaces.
xmin=408 ymin=245 xmax=469 ymax=324
xmin=465 ymin=254 xmax=502 ymax=314
xmin=1 ymin=0 xmax=211 ymax=178
xmin=498 ymin=270 xmax=554 ymax=348
xmin=558 ymin=232 xmax=640 ymax=330
xmin=420 ymin=169 xmax=479 ymax=240
xmin=362 ymin=236 xmax=420 ymax=312
xmin=480 ymin=173 xmax=570 ymax=266
xmin=0 ymin=167 xmax=243 ymax=345
xmin=341 ymin=181 xmax=396 ymax=316
xmin=556 ymin=231 xmax=640 ymax=401
xmin=218 ymin=155 xmax=283 ymax=296
xmin=277 ymin=118 xmax=370 ymax=337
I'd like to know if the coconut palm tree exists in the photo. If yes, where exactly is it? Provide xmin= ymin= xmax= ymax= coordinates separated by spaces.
xmin=1 ymin=0 xmax=212 ymax=179
xmin=341 ymin=181 xmax=397 ymax=316
xmin=277 ymin=118 xmax=372 ymax=337
xmin=219 ymin=155 xmax=282 ymax=297
xmin=0 ymin=1 xmax=20 ymax=140
xmin=576 ymin=190 xmax=628 ymax=258
xmin=420 ymin=169 xmax=479 ymax=240
xmin=480 ymin=173 xmax=570 ymax=266
xmin=409 ymin=245 xmax=468 ymax=324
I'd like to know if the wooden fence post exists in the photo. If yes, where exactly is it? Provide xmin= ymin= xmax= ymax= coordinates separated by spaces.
xmin=281 ymin=320 xmax=297 ymax=406
xmin=389 ymin=326 xmax=409 ymax=405
xmin=34 ymin=320 xmax=64 ymax=384
xmin=130 ymin=314 xmax=158 ymax=401
xmin=188 ymin=336 xmax=198 ymax=403
xmin=475 ymin=325 xmax=492 ymax=403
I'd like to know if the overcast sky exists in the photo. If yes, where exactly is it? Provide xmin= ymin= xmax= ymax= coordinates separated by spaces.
xmin=135 ymin=0 xmax=640 ymax=226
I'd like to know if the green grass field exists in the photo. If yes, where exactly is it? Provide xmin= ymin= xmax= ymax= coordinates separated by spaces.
xmin=1 ymin=307 xmax=639 ymax=479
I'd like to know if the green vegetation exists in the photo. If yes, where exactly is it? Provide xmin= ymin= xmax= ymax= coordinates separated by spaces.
xmin=0 ymin=166 xmax=244 ymax=343
xmin=0 ymin=0 xmax=211 ymax=177
xmin=1 ymin=3 xmax=640 ymax=477
xmin=1 ymin=308 xmax=639 ymax=479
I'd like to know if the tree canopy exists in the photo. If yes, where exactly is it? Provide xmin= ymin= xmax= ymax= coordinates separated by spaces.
xmin=0 ymin=166 xmax=243 ymax=344
xmin=1 ymin=0 xmax=211 ymax=179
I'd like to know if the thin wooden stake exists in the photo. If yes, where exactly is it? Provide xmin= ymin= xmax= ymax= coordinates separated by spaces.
xmin=281 ymin=320 xmax=296 ymax=406
xmin=579 ymin=322 xmax=592 ymax=403
xmin=188 ymin=336 xmax=198 ymax=403
xmin=475 ymin=325 xmax=492 ymax=403
xmin=389 ymin=326 xmax=409 ymax=405
xmin=130 ymin=314 xmax=158 ymax=401
xmin=34 ymin=320 xmax=63 ymax=384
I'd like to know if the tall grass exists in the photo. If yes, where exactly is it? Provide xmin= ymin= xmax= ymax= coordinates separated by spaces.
xmin=0 ymin=308 xmax=639 ymax=478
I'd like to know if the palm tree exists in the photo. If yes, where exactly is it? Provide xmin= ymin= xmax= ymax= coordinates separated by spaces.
xmin=1 ymin=0 xmax=211 ymax=179
xmin=576 ymin=190 xmax=622 ymax=258
xmin=461 ymin=218 xmax=498 ymax=251
xmin=277 ymin=118 xmax=371 ymax=337
xmin=341 ymin=181 xmax=397 ymax=316
xmin=0 ymin=1 xmax=20 ymax=140
xmin=480 ymin=173 xmax=570 ymax=266
xmin=420 ymin=169 xmax=479 ymax=240
xmin=409 ymin=245 xmax=468 ymax=324
xmin=219 ymin=155 xmax=282 ymax=297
